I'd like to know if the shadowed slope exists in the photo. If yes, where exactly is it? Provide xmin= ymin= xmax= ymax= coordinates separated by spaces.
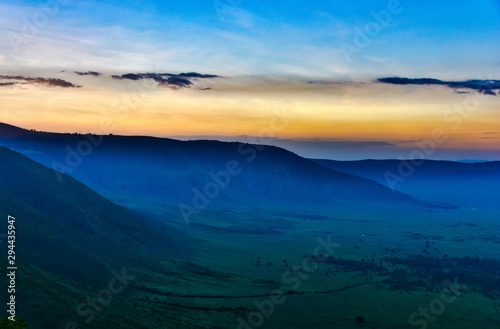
xmin=0 ymin=146 xmax=189 ymax=284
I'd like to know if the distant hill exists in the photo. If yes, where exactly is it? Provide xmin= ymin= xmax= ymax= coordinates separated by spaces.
xmin=311 ymin=159 xmax=500 ymax=208
xmin=0 ymin=123 xmax=436 ymax=224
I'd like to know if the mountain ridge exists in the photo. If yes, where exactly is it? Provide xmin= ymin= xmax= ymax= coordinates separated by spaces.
xmin=0 ymin=122 xmax=442 ymax=221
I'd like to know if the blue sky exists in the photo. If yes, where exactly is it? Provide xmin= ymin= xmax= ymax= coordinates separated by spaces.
xmin=1 ymin=0 xmax=499 ymax=78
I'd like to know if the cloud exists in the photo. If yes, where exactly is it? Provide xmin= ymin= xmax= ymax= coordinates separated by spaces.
xmin=0 ymin=75 xmax=81 ymax=88
xmin=377 ymin=77 xmax=500 ymax=96
xmin=164 ymin=76 xmax=192 ymax=87
xmin=112 ymin=73 xmax=141 ymax=80
xmin=177 ymin=72 xmax=220 ymax=79
xmin=74 ymin=71 xmax=101 ymax=76
xmin=214 ymin=4 xmax=262 ymax=29
xmin=307 ymin=80 xmax=346 ymax=86
xmin=111 ymin=72 xmax=220 ymax=89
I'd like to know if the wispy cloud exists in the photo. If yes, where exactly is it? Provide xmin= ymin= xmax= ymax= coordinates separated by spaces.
xmin=111 ymin=72 xmax=220 ymax=89
xmin=74 ymin=71 xmax=101 ymax=76
xmin=0 ymin=75 xmax=81 ymax=88
xmin=377 ymin=77 xmax=500 ymax=96
xmin=215 ymin=4 xmax=263 ymax=29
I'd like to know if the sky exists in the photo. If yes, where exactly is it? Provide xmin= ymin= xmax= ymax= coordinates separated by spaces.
xmin=0 ymin=0 xmax=499 ymax=160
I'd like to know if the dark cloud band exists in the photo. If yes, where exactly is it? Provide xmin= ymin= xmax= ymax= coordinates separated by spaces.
xmin=0 ymin=75 xmax=81 ymax=88
xmin=111 ymin=72 xmax=220 ymax=88
xmin=74 ymin=71 xmax=101 ymax=76
xmin=377 ymin=77 xmax=500 ymax=96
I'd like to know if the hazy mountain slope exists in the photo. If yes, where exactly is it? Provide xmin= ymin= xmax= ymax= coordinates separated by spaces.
xmin=0 ymin=123 xmax=432 ymax=222
xmin=0 ymin=145 xmax=270 ymax=329
xmin=312 ymin=159 xmax=500 ymax=208
xmin=0 ymin=146 xmax=189 ymax=285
